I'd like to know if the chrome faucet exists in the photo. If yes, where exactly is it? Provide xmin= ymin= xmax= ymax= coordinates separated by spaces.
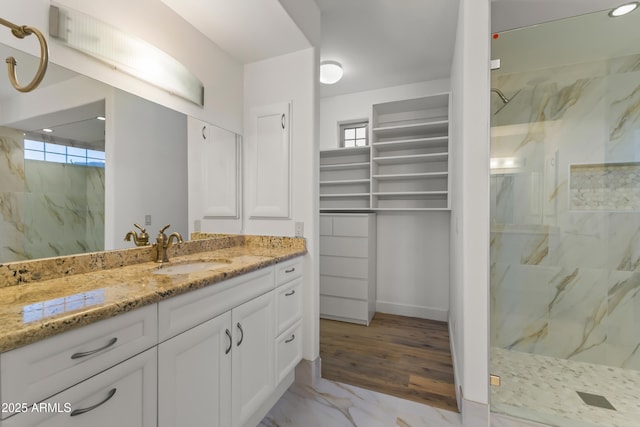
xmin=124 ymin=224 xmax=150 ymax=246
xmin=154 ymin=224 xmax=183 ymax=263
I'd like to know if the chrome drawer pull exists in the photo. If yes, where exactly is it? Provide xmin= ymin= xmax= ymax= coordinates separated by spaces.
xmin=285 ymin=334 xmax=295 ymax=344
xmin=285 ymin=267 xmax=296 ymax=273
xmin=71 ymin=337 xmax=118 ymax=359
xmin=70 ymin=388 xmax=116 ymax=416
xmin=237 ymin=323 xmax=244 ymax=346
xmin=225 ymin=329 xmax=232 ymax=354
xmin=285 ymin=290 xmax=296 ymax=296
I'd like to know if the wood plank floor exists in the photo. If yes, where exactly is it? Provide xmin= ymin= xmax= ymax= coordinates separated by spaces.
xmin=320 ymin=312 xmax=459 ymax=413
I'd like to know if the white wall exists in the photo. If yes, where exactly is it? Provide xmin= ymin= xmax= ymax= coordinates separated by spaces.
xmin=449 ymin=0 xmax=490 ymax=419
xmin=320 ymin=80 xmax=452 ymax=321
xmin=106 ymin=89 xmax=188 ymax=249
xmin=243 ymin=48 xmax=320 ymax=361
xmin=319 ymin=80 xmax=450 ymax=150
xmin=1 ymin=0 xmax=243 ymax=134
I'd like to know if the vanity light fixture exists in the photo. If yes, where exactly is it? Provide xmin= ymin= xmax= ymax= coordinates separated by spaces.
xmin=49 ymin=5 xmax=204 ymax=106
xmin=320 ymin=60 xmax=344 ymax=85
xmin=608 ymin=1 xmax=639 ymax=17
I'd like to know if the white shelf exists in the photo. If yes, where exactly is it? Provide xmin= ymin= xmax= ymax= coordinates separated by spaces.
xmin=320 ymin=146 xmax=370 ymax=156
xmin=373 ymin=191 xmax=448 ymax=199
xmin=372 ymin=136 xmax=448 ymax=151
xmin=320 ymin=179 xmax=370 ymax=185
xmin=373 ymin=153 xmax=448 ymax=165
xmin=372 ymin=120 xmax=448 ymax=139
xmin=320 ymin=193 xmax=370 ymax=198
xmin=320 ymin=162 xmax=370 ymax=170
xmin=373 ymin=172 xmax=447 ymax=180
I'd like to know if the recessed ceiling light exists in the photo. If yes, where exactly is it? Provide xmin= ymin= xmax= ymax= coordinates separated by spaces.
xmin=42 ymin=128 xmax=53 ymax=133
xmin=96 ymin=116 xmax=106 ymax=121
xmin=320 ymin=61 xmax=343 ymax=85
xmin=609 ymin=1 xmax=639 ymax=17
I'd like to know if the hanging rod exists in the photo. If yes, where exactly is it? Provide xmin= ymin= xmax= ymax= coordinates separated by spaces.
xmin=0 ymin=17 xmax=48 ymax=93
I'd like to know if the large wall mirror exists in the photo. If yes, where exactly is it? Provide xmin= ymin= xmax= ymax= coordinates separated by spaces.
xmin=0 ymin=43 xmax=189 ymax=263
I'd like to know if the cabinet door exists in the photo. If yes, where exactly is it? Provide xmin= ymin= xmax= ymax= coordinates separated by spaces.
xmin=158 ymin=311 xmax=232 ymax=427
xmin=231 ymin=291 xmax=275 ymax=427
xmin=246 ymin=102 xmax=291 ymax=218
xmin=2 ymin=349 xmax=157 ymax=427
xmin=187 ymin=117 xmax=242 ymax=234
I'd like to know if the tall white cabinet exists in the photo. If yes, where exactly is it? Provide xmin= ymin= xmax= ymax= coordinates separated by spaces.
xmin=320 ymin=213 xmax=376 ymax=325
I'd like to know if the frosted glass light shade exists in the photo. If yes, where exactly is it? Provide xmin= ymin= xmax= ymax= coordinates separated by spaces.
xmin=49 ymin=5 xmax=204 ymax=106
xmin=320 ymin=61 xmax=343 ymax=84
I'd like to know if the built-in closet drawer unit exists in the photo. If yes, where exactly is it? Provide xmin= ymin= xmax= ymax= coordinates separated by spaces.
xmin=0 ymin=304 xmax=157 ymax=418
xmin=319 ymin=213 xmax=376 ymax=325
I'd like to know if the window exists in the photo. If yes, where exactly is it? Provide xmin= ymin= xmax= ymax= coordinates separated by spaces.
xmin=24 ymin=139 xmax=105 ymax=167
xmin=340 ymin=121 xmax=368 ymax=148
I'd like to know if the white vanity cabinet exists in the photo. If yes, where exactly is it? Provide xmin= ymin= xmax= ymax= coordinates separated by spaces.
xmin=157 ymin=258 xmax=303 ymax=427
xmin=2 ymin=348 xmax=157 ymax=427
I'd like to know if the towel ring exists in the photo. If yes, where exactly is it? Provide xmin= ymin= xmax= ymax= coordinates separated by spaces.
xmin=0 ymin=17 xmax=49 ymax=93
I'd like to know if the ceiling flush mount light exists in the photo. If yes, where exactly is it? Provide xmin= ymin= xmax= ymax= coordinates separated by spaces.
xmin=320 ymin=61 xmax=343 ymax=85
xmin=609 ymin=1 xmax=639 ymax=17
xmin=49 ymin=5 xmax=204 ymax=106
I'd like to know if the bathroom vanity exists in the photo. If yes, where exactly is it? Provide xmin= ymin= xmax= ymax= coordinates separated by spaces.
xmin=0 ymin=235 xmax=305 ymax=427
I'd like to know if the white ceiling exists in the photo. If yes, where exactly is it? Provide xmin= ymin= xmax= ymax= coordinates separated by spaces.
xmin=315 ymin=0 xmax=459 ymax=98
xmin=159 ymin=0 xmax=312 ymax=64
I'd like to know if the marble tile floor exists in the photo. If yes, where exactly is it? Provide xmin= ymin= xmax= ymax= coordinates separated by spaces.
xmin=259 ymin=378 xmax=463 ymax=427
xmin=491 ymin=347 xmax=640 ymax=427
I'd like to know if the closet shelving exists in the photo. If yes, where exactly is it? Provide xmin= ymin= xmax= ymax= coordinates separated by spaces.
xmin=319 ymin=146 xmax=371 ymax=211
xmin=371 ymin=94 xmax=450 ymax=210
xmin=319 ymin=93 xmax=450 ymax=212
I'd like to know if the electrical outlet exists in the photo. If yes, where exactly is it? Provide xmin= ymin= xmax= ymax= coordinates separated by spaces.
xmin=295 ymin=222 xmax=304 ymax=237
xmin=145 ymin=215 xmax=152 ymax=226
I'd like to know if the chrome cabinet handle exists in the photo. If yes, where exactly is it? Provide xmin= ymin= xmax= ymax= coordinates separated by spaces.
xmin=225 ymin=329 xmax=232 ymax=354
xmin=285 ymin=290 xmax=296 ymax=296
xmin=285 ymin=334 xmax=295 ymax=344
xmin=237 ymin=322 xmax=244 ymax=346
xmin=71 ymin=337 xmax=118 ymax=359
xmin=70 ymin=388 xmax=116 ymax=416
xmin=285 ymin=267 xmax=295 ymax=273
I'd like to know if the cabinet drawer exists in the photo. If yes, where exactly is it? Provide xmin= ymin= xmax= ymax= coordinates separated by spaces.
xmin=275 ymin=257 xmax=303 ymax=286
xmin=331 ymin=216 xmax=370 ymax=237
xmin=2 ymin=348 xmax=157 ymax=427
xmin=320 ymin=295 xmax=369 ymax=323
xmin=158 ymin=267 xmax=274 ymax=342
xmin=319 ymin=256 xmax=369 ymax=279
xmin=275 ymin=278 xmax=302 ymax=335
xmin=320 ymin=276 xmax=369 ymax=300
xmin=1 ymin=305 xmax=157 ymax=416
xmin=275 ymin=321 xmax=302 ymax=384
xmin=319 ymin=236 xmax=369 ymax=258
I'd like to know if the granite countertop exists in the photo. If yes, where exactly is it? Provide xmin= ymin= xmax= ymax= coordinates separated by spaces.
xmin=0 ymin=234 xmax=306 ymax=353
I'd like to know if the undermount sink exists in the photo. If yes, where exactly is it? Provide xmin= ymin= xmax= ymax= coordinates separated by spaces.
xmin=152 ymin=259 xmax=231 ymax=275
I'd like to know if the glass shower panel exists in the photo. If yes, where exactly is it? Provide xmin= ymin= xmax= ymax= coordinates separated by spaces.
xmin=490 ymin=7 xmax=640 ymax=427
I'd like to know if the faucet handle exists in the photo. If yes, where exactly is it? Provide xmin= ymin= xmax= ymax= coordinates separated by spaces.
xmin=160 ymin=224 xmax=171 ymax=234
xmin=134 ymin=223 xmax=146 ymax=233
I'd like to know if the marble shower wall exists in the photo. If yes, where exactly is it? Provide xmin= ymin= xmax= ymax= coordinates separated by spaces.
xmin=490 ymin=54 xmax=640 ymax=370
xmin=0 ymin=125 xmax=104 ymax=262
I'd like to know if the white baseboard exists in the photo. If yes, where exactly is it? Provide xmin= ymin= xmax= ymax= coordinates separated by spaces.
xmin=376 ymin=300 xmax=448 ymax=321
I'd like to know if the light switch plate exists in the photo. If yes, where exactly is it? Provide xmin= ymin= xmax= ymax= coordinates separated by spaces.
xmin=145 ymin=215 xmax=152 ymax=226
xmin=295 ymin=222 xmax=304 ymax=237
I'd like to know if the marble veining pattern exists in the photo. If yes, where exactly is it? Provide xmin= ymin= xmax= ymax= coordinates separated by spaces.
xmin=491 ymin=347 xmax=640 ymax=427
xmin=0 ymin=234 xmax=305 ymax=352
xmin=260 ymin=378 xmax=462 ymax=427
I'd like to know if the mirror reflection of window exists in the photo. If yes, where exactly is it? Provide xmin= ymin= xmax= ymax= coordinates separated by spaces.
xmin=24 ymin=139 xmax=105 ymax=167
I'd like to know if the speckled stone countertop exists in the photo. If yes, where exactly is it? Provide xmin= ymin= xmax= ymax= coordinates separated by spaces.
xmin=0 ymin=234 xmax=306 ymax=353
